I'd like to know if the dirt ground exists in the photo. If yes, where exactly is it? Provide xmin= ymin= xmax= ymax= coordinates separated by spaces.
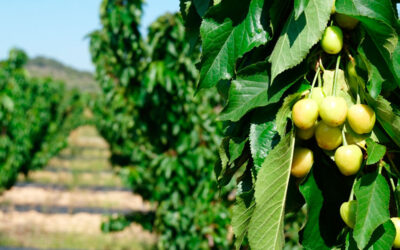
xmin=0 ymin=126 xmax=156 ymax=250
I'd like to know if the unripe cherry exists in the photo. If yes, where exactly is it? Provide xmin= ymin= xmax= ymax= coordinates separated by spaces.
xmin=315 ymin=121 xmax=342 ymax=150
xmin=335 ymin=13 xmax=359 ymax=30
xmin=292 ymin=99 xmax=319 ymax=130
xmin=391 ymin=217 xmax=400 ymax=248
xmin=334 ymin=145 xmax=363 ymax=176
xmin=346 ymin=60 xmax=357 ymax=78
xmin=320 ymin=96 xmax=348 ymax=127
xmin=347 ymin=104 xmax=376 ymax=134
xmin=310 ymin=87 xmax=325 ymax=108
xmin=291 ymin=147 xmax=314 ymax=178
xmin=340 ymin=201 xmax=357 ymax=228
xmin=321 ymin=26 xmax=343 ymax=54
xmin=296 ymin=123 xmax=316 ymax=140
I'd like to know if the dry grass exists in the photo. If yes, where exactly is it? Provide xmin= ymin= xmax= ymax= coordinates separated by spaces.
xmin=0 ymin=211 xmax=155 ymax=249
xmin=47 ymin=158 xmax=112 ymax=171
xmin=20 ymin=170 xmax=123 ymax=188
xmin=0 ymin=186 xmax=151 ymax=210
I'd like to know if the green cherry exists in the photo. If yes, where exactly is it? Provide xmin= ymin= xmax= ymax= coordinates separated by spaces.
xmin=292 ymin=99 xmax=319 ymax=130
xmin=347 ymin=104 xmax=376 ymax=134
xmin=315 ymin=121 xmax=343 ymax=150
xmin=334 ymin=145 xmax=363 ymax=176
xmin=320 ymin=96 xmax=347 ymax=127
xmin=291 ymin=147 xmax=314 ymax=178
xmin=335 ymin=13 xmax=359 ymax=30
xmin=321 ymin=26 xmax=343 ymax=54
xmin=340 ymin=201 xmax=357 ymax=228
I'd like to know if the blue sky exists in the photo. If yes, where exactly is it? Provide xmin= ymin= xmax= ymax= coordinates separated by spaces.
xmin=0 ymin=0 xmax=179 ymax=71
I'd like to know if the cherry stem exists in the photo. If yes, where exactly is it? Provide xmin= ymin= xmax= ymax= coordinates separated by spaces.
xmin=318 ymin=72 xmax=322 ymax=88
xmin=319 ymin=58 xmax=326 ymax=71
xmin=356 ymin=85 xmax=361 ymax=105
xmin=349 ymin=171 xmax=362 ymax=201
xmin=345 ymin=48 xmax=354 ymax=62
xmin=349 ymin=178 xmax=356 ymax=201
xmin=390 ymin=177 xmax=397 ymax=193
xmin=309 ymin=67 xmax=321 ymax=97
xmin=333 ymin=54 xmax=341 ymax=96
xmin=342 ymin=129 xmax=348 ymax=146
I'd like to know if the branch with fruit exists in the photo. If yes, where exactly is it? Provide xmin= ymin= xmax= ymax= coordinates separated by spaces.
xmin=181 ymin=0 xmax=400 ymax=248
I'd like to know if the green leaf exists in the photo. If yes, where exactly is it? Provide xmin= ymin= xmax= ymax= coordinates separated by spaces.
xmin=345 ymin=231 xmax=358 ymax=250
xmin=233 ymin=170 xmax=255 ymax=249
xmin=366 ymin=138 xmax=386 ymax=165
xmin=366 ymin=95 xmax=400 ymax=148
xmin=193 ymin=0 xmax=210 ymax=17
xmin=337 ymin=0 xmax=399 ymax=89
xmin=353 ymin=173 xmax=391 ymax=249
xmin=358 ymin=34 xmax=398 ymax=93
xmin=180 ymin=1 xmax=202 ymax=50
xmin=365 ymin=219 xmax=396 ymax=249
xmin=248 ymin=132 xmax=294 ymax=250
xmin=229 ymin=137 xmax=248 ymax=164
xmin=299 ymin=171 xmax=330 ymax=250
xmin=322 ymin=70 xmax=347 ymax=96
xmin=269 ymin=0 xmax=332 ymax=80
xmin=336 ymin=0 xmax=398 ymax=56
xmin=294 ymin=0 xmax=310 ymax=20
xmin=198 ymin=0 xmax=270 ymax=89
xmin=215 ymin=137 xmax=230 ymax=183
xmin=1 ymin=95 xmax=14 ymax=112
xmin=346 ymin=220 xmax=396 ymax=250
xmin=392 ymin=41 xmax=400 ymax=84
xmin=220 ymin=62 xmax=306 ymax=121
xmin=215 ymin=137 xmax=248 ymax=186
xmin=233 ymin=194 xmax=255 ymax=249
xmin=249 ymin=120 xmax=279 ymax=169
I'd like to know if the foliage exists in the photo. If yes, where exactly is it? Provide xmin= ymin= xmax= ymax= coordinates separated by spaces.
xmin=0 ymin=48 xmax=86 ymax=192
xmin=89 ymin=1 xmax=232 ymax=249
xmin=182 ymin=0 xmax=400 ymax=248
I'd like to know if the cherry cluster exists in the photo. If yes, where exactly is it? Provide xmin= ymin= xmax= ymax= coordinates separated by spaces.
xmin=288 ymin=8 xmax=400 ymax=247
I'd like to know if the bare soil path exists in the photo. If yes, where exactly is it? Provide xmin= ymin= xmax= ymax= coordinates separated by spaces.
xmin=0 ymin=126 xmax=155 ymax=250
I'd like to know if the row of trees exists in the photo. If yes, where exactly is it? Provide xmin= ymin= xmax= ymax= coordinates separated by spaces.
xmin=0 ymin=49 xmax=86 ymax=192
xmin=89 ymin=0 xmax=233 ymax=248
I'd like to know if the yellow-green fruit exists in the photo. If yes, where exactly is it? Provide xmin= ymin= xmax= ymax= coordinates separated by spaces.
xmin=321 ymin=26 xmax=343 ymax=54
xmin=347 ymin=104 xmax=376 ymax=134
xmin=292 ymin=99 xmax=319 ymax=130
xmin=320 ymin=96 xmax=348 ymax=127
xmin=346 ymin=60 xmax=357 ymax=78
xmin=297 ymin=124 xmax=316 ymax=140
xmin=335 ymin=145 xmax=363 ymax=176
xmin=391 ymin=217 xmax=400 ymax=248
xmin=291 ymin=147 xmax=314 ymax=178
xmin=310 ymin=87 xmax=325 ymax=107
xmin=335 ymin=13 xmax=359 ymax=30
xmin=340 ymin=201 xmax=357 ymax=228
xmin=315 ymin=122 xmax=343 ymax=150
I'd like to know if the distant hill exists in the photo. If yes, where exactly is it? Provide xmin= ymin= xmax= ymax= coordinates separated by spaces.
xmin=26 ymin=56 xmax=99 ymax=93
